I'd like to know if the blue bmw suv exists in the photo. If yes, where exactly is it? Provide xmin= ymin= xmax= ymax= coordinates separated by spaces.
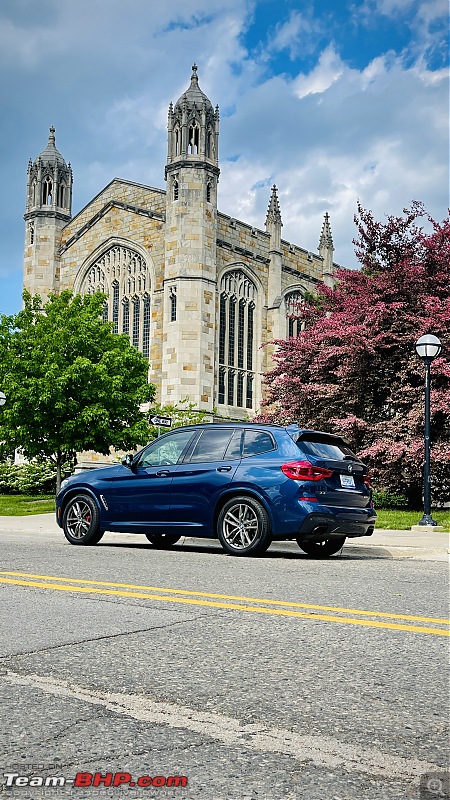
xmin=56 ymin=423 xmax=376 ymax=557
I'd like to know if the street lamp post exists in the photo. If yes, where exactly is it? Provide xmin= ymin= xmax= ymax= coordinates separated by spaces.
xmin=0 ymin=391 xmax=5 ymax=407
xmin=415 ymin=334 xmax=442 ymax=527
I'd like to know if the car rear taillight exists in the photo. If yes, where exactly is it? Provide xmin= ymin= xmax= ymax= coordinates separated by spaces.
xmin=363 ymin=473 xmax=372 ymax=486
xmin=281 ymin=461 xmax=333 ymax=481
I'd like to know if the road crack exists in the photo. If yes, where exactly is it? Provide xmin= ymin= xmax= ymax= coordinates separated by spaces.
xmin=0 ymin=613 xmax=211 ymax=660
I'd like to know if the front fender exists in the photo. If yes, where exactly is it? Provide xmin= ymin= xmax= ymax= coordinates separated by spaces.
xmin=57 ymin=486 xmax=103 ymax=529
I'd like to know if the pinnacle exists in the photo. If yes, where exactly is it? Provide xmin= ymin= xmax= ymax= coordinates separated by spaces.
xmin=265 ymin=184 xmax=282 ymax=227
xmin=319 ymin=211 xmax=334 ymax=250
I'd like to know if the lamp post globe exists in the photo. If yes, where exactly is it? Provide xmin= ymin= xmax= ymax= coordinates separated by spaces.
xmin=415 ymin=334 xmax=442 ymax=360
xmin=415 ymin=334 xmax=442 ymax=527
xmin=0 ymin=391 xmax=6 ymax=407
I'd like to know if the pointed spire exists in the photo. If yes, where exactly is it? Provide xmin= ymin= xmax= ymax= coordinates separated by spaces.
xmin=265 ymin=184 xmax=282 ymax=227
xmin=319 ymin=211 xmax=334 ymax=251
xmin=191 ymin=63 xmax=198 ymax=85
xmin=48 ymin=125 xmax=56 ymax=146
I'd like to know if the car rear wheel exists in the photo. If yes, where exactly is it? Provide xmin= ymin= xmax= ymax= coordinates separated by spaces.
xmin=217 ymin=496 xmax=272 ymax=556
xmin=144 ymin=533 xmax=181 ymax=548
xmin=297 ymin=536 xmax=346 ymax=557
xmin=63 ymin=494 xmax=104 ymax=545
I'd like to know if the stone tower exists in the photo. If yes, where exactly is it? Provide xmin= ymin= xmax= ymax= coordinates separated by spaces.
xmin=162 ymin=64 xmax=220 ymax=410
xmin=23 ymin=127 xmax=72 ymax=301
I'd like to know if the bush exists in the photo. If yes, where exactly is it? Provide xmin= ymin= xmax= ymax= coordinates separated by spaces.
xmin=372 ymin=489 xmax=409 ymax=509
xmin=0 ymin=461 xmax=57 ymax=495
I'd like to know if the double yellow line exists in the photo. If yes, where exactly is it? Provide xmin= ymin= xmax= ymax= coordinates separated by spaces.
xmin=0 ymin=571 xmax=448 ymax=636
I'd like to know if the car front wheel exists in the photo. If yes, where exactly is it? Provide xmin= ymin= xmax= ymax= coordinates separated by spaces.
xmin=297 ymin=536 xmax=346 ymax=557
xmin=217 ymin=496 xmax=272 ymax=556
xmin=63 ymin=494 xmax=104 ymax=545
xmin=144 ymin=533 xmax=181 ymax=548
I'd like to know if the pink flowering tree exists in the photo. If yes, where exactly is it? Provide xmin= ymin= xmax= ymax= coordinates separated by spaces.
xmin=256 ymin=203 xmax=450 ymax=508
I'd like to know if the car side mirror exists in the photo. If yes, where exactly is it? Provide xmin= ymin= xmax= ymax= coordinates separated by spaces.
xmin=122 ymin=453 xmax=135 ymax=470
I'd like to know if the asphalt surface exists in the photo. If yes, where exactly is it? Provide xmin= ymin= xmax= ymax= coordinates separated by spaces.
xmin=1 ymin=512 xmax=448 ymax=560
xmin=0 ymin=518 xmax=448 ymax=800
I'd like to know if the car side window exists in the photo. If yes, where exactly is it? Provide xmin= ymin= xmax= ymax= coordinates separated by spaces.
xmin=243 ymin=430 xmax=276 ymax=457
xmin=224 ymin=429 xmax=243 ymax=460
xmin=137 ymin=431 xmax=195 ymax=468
xmin=188 ymin=428 xmax=234 ymax=463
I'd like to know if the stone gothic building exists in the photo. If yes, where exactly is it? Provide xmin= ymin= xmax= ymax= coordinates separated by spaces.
xmin=23 ymin=65 xmax=336 ymax=419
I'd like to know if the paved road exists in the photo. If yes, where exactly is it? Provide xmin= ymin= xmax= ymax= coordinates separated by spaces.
xmin=0 ymin=525 xmax=448 ymax=800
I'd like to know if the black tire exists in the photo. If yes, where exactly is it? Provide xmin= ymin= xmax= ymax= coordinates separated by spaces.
xmin=62 ymin=494 xmax=104 ymax=545
xmin=217 ymin=496 xmax=272 ymax=556
xmin=297 ymin=536 xmax=346 ymax=557
xmin=144 ymin=533 xmax=181 ymax=548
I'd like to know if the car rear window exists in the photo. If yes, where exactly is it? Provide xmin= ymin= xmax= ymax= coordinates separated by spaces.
xmin=188 ymin=428 xmax=234 ymax=463
xmin=295 ymin=435 xmax=357 ymax=461
xmin=243 ymin=430 xmax=276 ymax=457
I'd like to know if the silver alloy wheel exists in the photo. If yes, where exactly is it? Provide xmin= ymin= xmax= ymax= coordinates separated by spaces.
xmin=65 ymin=499 xmax=92 ymax=539
xmin=222 ymin=502 xmax=259 ymax=550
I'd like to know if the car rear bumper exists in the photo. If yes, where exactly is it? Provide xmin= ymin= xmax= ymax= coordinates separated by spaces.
xmin=297 ymin=507 xmax=376 ymax=543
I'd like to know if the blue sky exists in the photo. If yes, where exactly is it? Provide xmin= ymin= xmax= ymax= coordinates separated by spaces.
xmin=0 ymin=0 xmax=448 ymax=315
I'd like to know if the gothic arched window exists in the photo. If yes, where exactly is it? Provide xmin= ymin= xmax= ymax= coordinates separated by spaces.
xmin=79 ymin=245 xmax=151 ymax=358
xmin=132 ymin=296 xmax=140 ymax=349
xmin=57 ymin=183 xmax=66 ymax=208
xmin=174 ymin=126 xmax=180 ymax=156
xmin=206 ymin=182 xmax=211 ymax=203
xmin=122 ymin=298 xmax=130 ymax=334
xmin=173 ymin=180 xmax=179 ymax=201
xmin=285 ymin=291 xmax=306 ymax=338
xmin=169 ymin=287 xmax=177 ymax=322
xmin=142 ymin=294 xmax=151 ymax=358
xmin=188 ymin=122 xmax=199 ymax=154
xmin=112 ymin=281 xmax=119 ymax=334
xmin=206 ymin=128 xmax=212 ymax=158
xmin=218 ymin=269 xmax=256 ymax=409
xmin=42 ymin=177 xmax=52 ymax=205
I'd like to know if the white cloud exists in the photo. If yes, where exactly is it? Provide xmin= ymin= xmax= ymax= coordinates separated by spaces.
xmin=356 ymin=0 xmax=448 ymax=65
xmin=0 ymin=0 xmax=448 ymax=314
xmin=218 ymin=48 xmax=448 ymax=269
xmin=293 ymin=45 xmax=345 ymax=98
xmin=270 ymin=10 xmax=321 ymax=59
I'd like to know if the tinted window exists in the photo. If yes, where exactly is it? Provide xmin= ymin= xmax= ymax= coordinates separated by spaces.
xmin=297 ymin=437 xmax=357 ymax=460
xmin=189 ymin=428 xmax=234 ymax=463
xmin=224 ymin=429 xmax=242 ymax=460
xmin=137 ymin=430 xmax=195 ymax=467
xmin=243 ymin=430 xmax=275 ymax=457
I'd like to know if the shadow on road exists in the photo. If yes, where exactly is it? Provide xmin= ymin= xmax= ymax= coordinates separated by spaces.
xmin=93 ymin=539 xmax=392 ymax=560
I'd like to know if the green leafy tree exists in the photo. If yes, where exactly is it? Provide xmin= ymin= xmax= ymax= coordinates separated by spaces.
xmin=0 ymin=291 xmax=155 ymax=492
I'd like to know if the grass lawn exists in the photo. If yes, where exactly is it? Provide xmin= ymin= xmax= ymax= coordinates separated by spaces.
xmin=375 ymin=508 xmax=450 ymax=531
xmin=0 ymin=494 xmax=55 ymax=516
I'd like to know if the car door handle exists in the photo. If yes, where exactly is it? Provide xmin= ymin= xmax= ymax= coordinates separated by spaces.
xmin=217 ymin=466 xmax=232 ymax=472
xmin=155 ymin=470 xmax=171 ymax=477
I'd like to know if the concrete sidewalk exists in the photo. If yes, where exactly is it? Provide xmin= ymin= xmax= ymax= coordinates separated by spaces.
xmin=343 ymin=528 xmax=449 ymax=561
xmin=0 ymin=513 xmax=448 ymax=561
